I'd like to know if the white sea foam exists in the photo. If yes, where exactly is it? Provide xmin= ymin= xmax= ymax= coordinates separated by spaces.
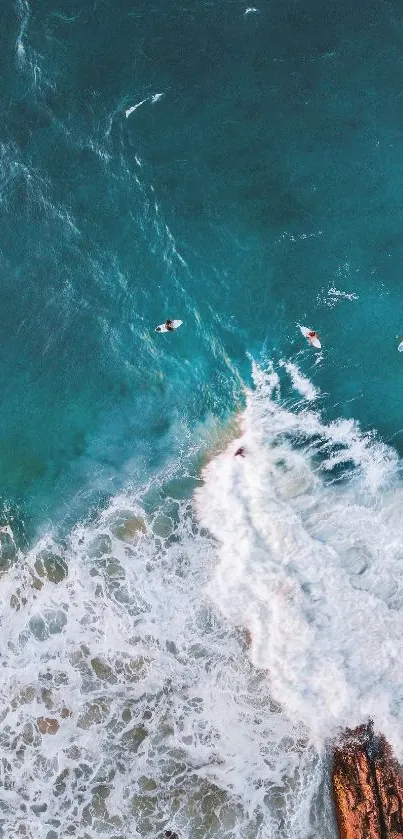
xmin=318 ymin=285 xmax=359 ymax=308
xmin=196 ymin=360 xmax=403 ymax=763
xmin=278 ymin=230 xmax=323 ymax=243
xmin=126 ymin=93 xmax=165 ymax=118
xmin=327 ymin=287 xmax=358 ymax=302
xmin=125 ymin=98 xmax=148 ymax=118
xmin=16 ymin=0 xmax=30 ymax=61
xmin=279 ymin=360 xmax=319 ymax=401
xmin=15 ymin=0 xmax=54 ymax=90
xmin=0 ymin=479 xmax=330 ymax=839
xmin=3 ymin=358 xmax=403 ymax=839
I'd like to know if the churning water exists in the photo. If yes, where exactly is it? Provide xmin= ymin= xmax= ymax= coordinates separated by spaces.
xmin=3 ymin=0 xmax=403 ymax=837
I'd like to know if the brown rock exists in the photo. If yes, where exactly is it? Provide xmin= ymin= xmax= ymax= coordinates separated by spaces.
xmin=332 ymin=722 xmax=403 ymax=839
xmin=36 ymin=717 xmax=59 ymax=735
xmin=114 ymin=516 xmax=147 ymax=542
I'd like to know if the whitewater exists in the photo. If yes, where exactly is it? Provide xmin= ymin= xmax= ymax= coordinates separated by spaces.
xmin=3 ymin=358 xmax=403 ymax=838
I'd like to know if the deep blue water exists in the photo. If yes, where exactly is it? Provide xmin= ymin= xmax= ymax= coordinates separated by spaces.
xmin=2 ymin=0 xmax=403 ymax=535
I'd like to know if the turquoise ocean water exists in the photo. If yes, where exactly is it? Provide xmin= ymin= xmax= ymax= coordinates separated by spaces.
xmin=3 ymin=1 xmax=403 ymax=837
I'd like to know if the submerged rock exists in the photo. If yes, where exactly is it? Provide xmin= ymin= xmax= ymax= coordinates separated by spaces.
xmin=0 ymin=527 xmax=17 ymax=574
xmin=36 ymin=717 xmax=59 ymax=735
xmin=121 ymin=724 xmax=148 ymax=752
xmin=90 ymin=656 xmax=115 ymax=682
xmin=34 ymin=551 xmax=68 ymax=584
xmin=114 ymin=516 xmax=147 ymax=541
xmin=332 ymin=722 xmax=403 ymax=839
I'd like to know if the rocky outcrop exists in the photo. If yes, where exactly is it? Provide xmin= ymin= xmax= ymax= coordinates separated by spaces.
xmin=36 ymin=717 xmax=60 ymax=735
xmin=332 ymin=722 xmax=403 ymax=839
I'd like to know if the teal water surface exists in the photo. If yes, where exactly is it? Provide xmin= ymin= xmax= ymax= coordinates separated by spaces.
xmin=2 ymin=0 xmax=403 ymax=534
xmin=5 ymin=5 xmax=403 ymax=839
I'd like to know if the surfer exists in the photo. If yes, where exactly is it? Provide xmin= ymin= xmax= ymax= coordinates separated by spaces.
xmin=299 ymin=325 xmax=321 ymax=349
xmin=156 ymin=319 xmax=175 ymax=333
xmin=235 ymin=447 xmax=245 ymax=457
xmin=307 ymin=330 xmax=319 ymax=346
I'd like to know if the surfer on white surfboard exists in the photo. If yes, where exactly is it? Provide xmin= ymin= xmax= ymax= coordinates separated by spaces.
xmin=299 ymin=325 xmax=321 ymax=349
xmin=155 ymin=319 xmax=183 ymax=333
xmin=307 ymin=330 xmax=319 ymax=346
xmin=160 ymin=319 xmax=174 ymax=332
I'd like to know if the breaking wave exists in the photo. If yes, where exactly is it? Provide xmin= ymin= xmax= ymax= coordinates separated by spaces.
xmin=3 ymin=358 xmax=403 ymax=838
xmin=197 ymin=360 xmax=403 ymax=761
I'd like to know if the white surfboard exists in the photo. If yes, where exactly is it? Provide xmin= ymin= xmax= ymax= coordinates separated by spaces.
xmin=299 ymin=325 xmax=321 ymax=349
xmin=398 ymin=340 xmax=403 ymax=352
xmin=155 ymin=319 xmax=183 ymax=333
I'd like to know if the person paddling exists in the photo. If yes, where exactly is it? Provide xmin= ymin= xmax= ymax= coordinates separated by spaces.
xmin=156 ymin=319 xmax=175 ymax=333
